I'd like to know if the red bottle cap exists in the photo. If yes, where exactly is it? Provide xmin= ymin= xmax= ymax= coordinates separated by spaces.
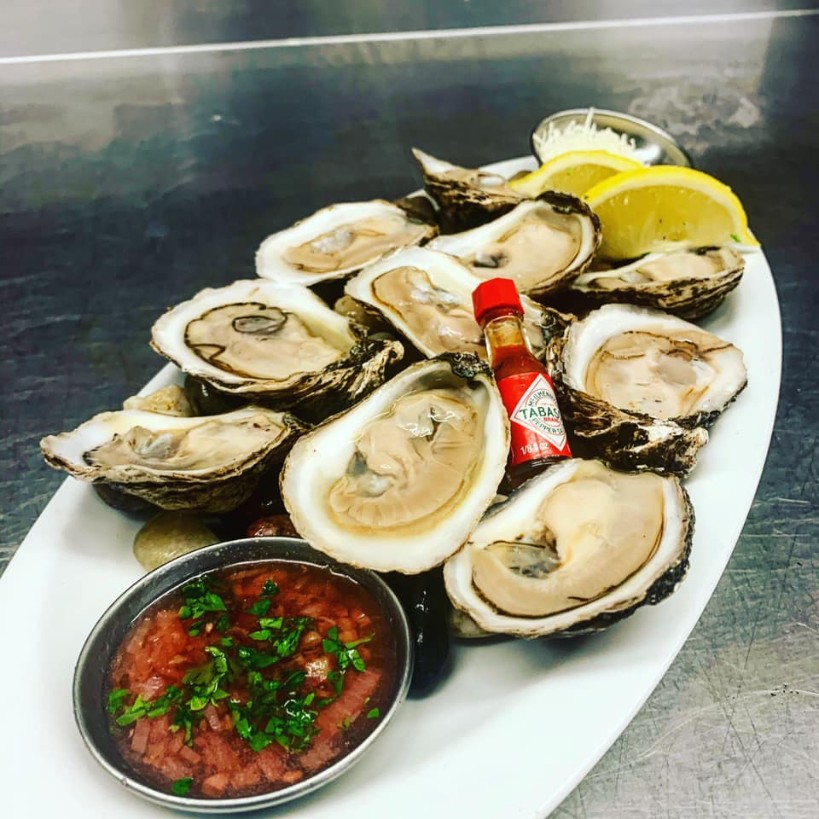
xmin=472 ymin=277 xmax=524 ymax=325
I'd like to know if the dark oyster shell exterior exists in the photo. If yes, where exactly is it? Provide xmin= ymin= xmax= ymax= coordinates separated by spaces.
xmin=545 ymin=330 xmax=738 ymax=477
xmin=554 ymin=247 xmax=745 ymax=320
xmin=412 ymin=149 xmax=521 ymax=232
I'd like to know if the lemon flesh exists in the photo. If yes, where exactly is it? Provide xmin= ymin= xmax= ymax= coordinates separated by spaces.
xmin=584 ymin=166 xmax=758 ymax=260
xmin=509 ymin=150 xmax=643 ymax=198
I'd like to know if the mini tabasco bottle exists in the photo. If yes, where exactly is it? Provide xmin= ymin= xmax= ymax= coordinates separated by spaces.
xmin=472 ymin=277 xmax=571 ymax=487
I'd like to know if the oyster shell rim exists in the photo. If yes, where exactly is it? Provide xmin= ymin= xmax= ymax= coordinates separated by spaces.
xmin=411 ymin=147 xmax=522 ymax=232
xmin=561 ymin=247 xmax=745 ymax=320
xmin=255 ymin=199 xmax=438 ymax=287
xmin=544 ymin=303 xmax=748 ymax=476
xmin=443 ymin=458 xmax=694 ymax=637
xmin=344 ymin=245 xmax=550 ymax=360
xmin=39 ymin=405 xmax=307 ymax=513
xmin=279 ymin=353 xmax=511 ymax=575
xmin=557 ymin=303 xmax=749 ymax=428
xmin=428 ymin=193 xmax=601 ymax=299
xmin=149 ymin=278 xmax=406 ymax=409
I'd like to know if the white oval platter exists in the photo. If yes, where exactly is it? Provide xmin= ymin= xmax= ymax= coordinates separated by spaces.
xmin=0 ymin=157 xmax=781 ymax=819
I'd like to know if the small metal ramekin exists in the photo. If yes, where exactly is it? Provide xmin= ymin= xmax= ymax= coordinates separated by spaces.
xmin=531 ymin=108 xmax=693 ymax=168
xmin=73 ymin=537 xmax=413 ymax=813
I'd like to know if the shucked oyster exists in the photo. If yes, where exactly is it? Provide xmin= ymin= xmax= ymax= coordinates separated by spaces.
xmin=345 ymin=246 xmax=549 ymax=360
xmin=40 ymin=406 xmax=305 ymax=512
xmin=151 ymin=279 xmax=403 ymax=411
xmin=429 ymin=196 xmax=600 ymax=299
xmin=280 ymin=354 xmax=509 ymax=574
xmin=560 ymin=247 xmax=745 ymax=319
xmin=256 ymin=200 xmax=437 ymax=286
xmin=412 ymin=148 xmax=522 ymax=231
xmin=444 ymin=458 xmax=693 ymax=637
xmin=547 ymin=303 xmax=747 ymax=475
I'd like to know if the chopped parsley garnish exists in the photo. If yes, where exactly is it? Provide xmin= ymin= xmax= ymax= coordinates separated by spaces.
xmin=171 ymin=777 xmax=193 ymax=796
xmin=730 ymin=232 xmax=741 ymax=243
xmin=327 ymin=670 xmax=344 ymax=697
xmin=178 ymin=578 xmax=227 ymax=621
xmin=113 ymin=686 xmax=183 ymax=726
xmin=230 ymin=670 xmax=318 ymax=753
xmin=246 ymin=616 xmax=312 ymax=657
xmin=108 ymin=567 xmax=381 ymax=770
xmin=182 ymin=646 xmax=231 ymax=712
xmin=322 ymin=626 xmax=373 ymax=672
xmin=247 ymin=598 xmax=272 ymax=617
xmin=107 ymin=688 xmax=129 ymax=715
xmin=236 ymin=644 xmax=281 ymax=670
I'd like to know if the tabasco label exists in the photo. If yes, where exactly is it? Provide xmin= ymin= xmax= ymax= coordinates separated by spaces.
xmin=497 ymin=372 xmax=571 ymax=466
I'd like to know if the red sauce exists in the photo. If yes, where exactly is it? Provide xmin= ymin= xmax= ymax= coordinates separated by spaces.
xmin=107 ymin=561 xmax=396 ymax=799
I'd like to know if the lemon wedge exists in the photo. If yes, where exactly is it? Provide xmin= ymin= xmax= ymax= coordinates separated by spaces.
xmin=584 ymin=165 xmax=758 ymax=260
xmin=509 ymin=150 xmax=644 ymax=198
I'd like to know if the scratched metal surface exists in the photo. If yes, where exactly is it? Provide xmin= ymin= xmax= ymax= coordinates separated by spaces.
xmin=1 ymin=7 xmax=817 ymax=818
xmin=1 ymin=0 xmax=809 ymax=57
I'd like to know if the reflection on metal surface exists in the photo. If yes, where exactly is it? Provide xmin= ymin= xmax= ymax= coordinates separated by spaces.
xmin=1 ymin=7 xmax=817 ymax=818
xmin=1 ymin=8 xmax=818 ymax=65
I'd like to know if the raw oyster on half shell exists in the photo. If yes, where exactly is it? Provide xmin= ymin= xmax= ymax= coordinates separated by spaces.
xmin=412 ymin=148 xmax=522 ymax=231
xmin=256 ymin=200 xmax=437 ymax=286
xmin=429 ymin=195 xmax=600 ymax=299
xmin=561 ymin=247 xmax=745 ymax=319
xmin=151 ymin=279 xmax=403 ymax=411
xmin=547 ymin=303 xmax=747 ymax=475
xmin=280 ymin=354 xmax=509 ymax=574
xmin=444 ymin=458 xmax=693 ymax=636
xmin=344 ymin=246 xmax=549 ymax=360
xmin=40 ymin=405 xmax=305 ymax=512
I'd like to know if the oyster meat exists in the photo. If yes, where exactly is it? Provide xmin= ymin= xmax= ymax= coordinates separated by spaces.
xmin=345 ymin=246 xmax=549 ymax=360
xmin=151 ymin=279 xmax=403 ymax=410
xmin=256 ymin=200 xmax=436 ymax=286
xmin=40 ymin=405 xmax=305 ymax=512
xmin=562 ymin=247 xmax=745 ymax=319
xmin=429 ymin=195 xmax=600 ymax=298
xmin=280 ymin=354 xmax=509 ymax=574
xmin=547 ymin=303 xmax=747 ymax=474
xmin=444 ymin=458 xmax=693 ymax=636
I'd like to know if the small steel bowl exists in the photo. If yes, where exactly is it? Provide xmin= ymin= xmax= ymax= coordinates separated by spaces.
xmin=530 ymin=108 xmax=693 ymax=168
xmin=73 ymin=537 xmax=413 ymax=813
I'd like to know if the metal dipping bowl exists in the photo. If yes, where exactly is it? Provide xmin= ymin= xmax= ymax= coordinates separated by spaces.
xmin=531 ymin=108 xmax=693 ymax=168
xmin=73 ymin=537 xmax=413 ymax=813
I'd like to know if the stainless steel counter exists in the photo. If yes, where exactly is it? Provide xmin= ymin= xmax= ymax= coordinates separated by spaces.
xmin=1 ymin=5 xmax=817 ymax=816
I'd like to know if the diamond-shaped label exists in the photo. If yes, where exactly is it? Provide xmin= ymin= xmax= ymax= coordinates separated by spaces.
xmin=510 ymin=374 xmax=567 ymax=451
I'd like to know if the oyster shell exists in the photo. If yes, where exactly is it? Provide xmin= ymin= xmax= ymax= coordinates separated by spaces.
xmin=444 ymin=458 xmax=693 ymax=637
xmin=40 ymin=405 xmax=305 ymax=512
xmin=412 ymin=148 xmax=522 ymax=231
xmin=345 ymin=246 xmax=549 ymax=360
xmin=547 ymin=303 xmax=747 ymax=475
xmin=428 ymin=195 xmax=600 ymax=298
xmin=151 ymin=279 xmax=403 ymax=411
xmin=280 ymin=354 xmax=510 ymax=574
xmin=256 ymin=200 xmax=437 ymax=286
xmin=561 ymin=247 xmax=745 ymax=319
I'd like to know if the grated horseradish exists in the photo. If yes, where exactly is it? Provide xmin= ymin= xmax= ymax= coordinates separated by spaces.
xmin=532 ymin=109 xmax=639 ymax=164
